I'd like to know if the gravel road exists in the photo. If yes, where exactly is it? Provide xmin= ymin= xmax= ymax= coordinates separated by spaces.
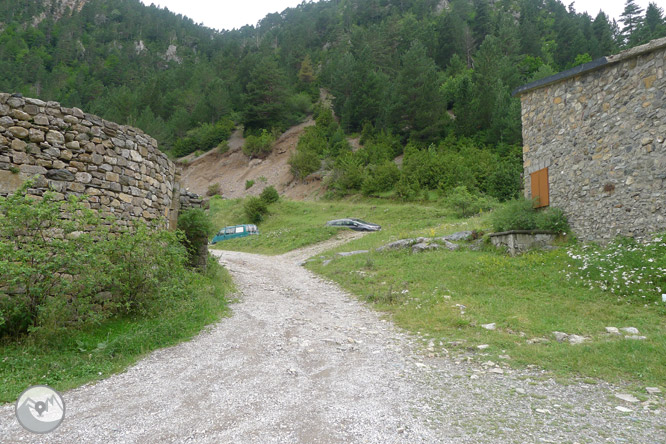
xmin=1 ymin=235 xmax=664 ymax=443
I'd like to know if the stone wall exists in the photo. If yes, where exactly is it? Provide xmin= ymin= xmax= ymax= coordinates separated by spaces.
xmin=0 ymin=93 xmax=183 ymax=229
xmin=517 ymin=38 xmax=666 ymax=242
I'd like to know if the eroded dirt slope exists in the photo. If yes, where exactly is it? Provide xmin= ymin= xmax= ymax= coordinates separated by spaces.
xmin=179 ymin=119 xmax=325 ymax=200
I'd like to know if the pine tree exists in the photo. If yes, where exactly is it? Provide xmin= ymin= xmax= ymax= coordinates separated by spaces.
xmin=619 ymin=0 xmax=645 ymax=45
xmin=242 ymin=56 xmax=290 ymax=131
xmin=298 ymin=54 xmax=315 ymax=83
xmin=592 ymin=12 xmax=616 ymax=57
xmin=391 ymin=41 xmax=445 ymax=142
xmin=644 ymin=2 xmax=665 ymax=39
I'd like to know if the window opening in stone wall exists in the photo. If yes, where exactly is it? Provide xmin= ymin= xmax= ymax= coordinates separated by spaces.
xmin=530 ymin=167 xmax=549 ymax=208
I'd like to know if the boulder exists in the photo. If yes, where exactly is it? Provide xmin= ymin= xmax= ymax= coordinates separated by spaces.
xmin=412 ymin=242 xmax=440 ymax=253
xmin=440 ymin=231 xmax=474 ymax=242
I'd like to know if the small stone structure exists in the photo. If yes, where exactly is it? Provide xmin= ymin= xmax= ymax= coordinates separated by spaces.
xmin=0 ymin=93 xmax=200 ymax=229
xmin=488 ymin=230 xmax=557 ymax=256
xmin=514 ymin=37 xmax=666 ymax=242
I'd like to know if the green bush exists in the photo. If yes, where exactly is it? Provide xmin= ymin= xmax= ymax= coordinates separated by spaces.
xmin=490 ymin=199 xmax=538 ymax=232
xmin=106 ymin=224 xmax=189 ymax=316
xmin=260 ymin=186 xmax=280 ymax=204
xmin=177 ymin=209 xmax=213 ymax=269
xmin=536 ymin=207 xmax=570 ymax=234
xmin=490 ymin=198 xmax=569 ymax=234
xmin=289 ymin=148 xmax=321 ymax=180
xmin=0 ymin=182 xmax=201 ymax=338
xmin=446 ymin=186 xmax=496 ymax=217
xmin=245 ymin=180 xmax=255 ymax=190
xmin=173 ymin=118 xmax=234 ymax=158
xmin=207 ymin=183 xmax=221 ymax=196
xmin=242 ymin=129 xmax=276 ymax=158
xmin=361 ymin=161 xmax=400 ymax=195
xmin=0 ymin=185 xmax=109 ymax=336
xmin=243 ymin=197 xmax=268 ymax=223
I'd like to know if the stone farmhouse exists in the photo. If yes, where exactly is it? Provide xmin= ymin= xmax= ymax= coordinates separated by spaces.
xmin=514 ymin=37 xmax=666 ymax=242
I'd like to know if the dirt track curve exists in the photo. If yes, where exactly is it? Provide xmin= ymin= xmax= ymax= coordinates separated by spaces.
xmin=1 ymin=234 xmax=665 ymax=443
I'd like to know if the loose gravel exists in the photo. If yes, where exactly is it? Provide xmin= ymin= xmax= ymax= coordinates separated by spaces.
xmin=1 ymin=235 xmax=664 ymax=443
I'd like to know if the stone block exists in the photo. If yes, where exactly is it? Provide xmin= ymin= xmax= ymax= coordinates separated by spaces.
xmin=29 ymin=128 xmax=45 ymax=142
xmin=11 ymin=109 xmax=31 ymax=121
xmin=33 ymin=115 xmax=50 ymax=126
xmin=0 ymin=170 xmax=26 ymax=193
xmin=11 ymin=139 xmax=27 ymax=151
xmin=75 ymin=172 xmax=93 ymax=184
xmin=19 ymin=164 xmax=47 ymax=175
xmin=9 ymin=126 xmax=29 ymax=139
xmin=46 ymin=130 xmax=65 ymax=145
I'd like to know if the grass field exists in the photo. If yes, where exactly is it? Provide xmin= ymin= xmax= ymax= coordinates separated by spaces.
xmin=211 ymin=196 xmax=666 ymax=389
xmin=0 ymin=262 xmax=233 ymax=403
xmin=208 ymin=195 xmax=468 ymax=254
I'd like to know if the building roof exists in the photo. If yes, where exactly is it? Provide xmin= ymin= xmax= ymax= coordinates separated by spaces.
xmin=512 ymin=37 xmax=666 ymax=97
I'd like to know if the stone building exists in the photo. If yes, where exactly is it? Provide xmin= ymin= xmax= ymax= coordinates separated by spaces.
xmin=514 ymin=37 xmax=666 ymax=242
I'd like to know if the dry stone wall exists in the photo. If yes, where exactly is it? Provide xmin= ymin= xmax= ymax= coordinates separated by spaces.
xmin=0 ymin=93 xmax=184 ymax=229
xmin=518 ymin=38 xmax=666 ymax=242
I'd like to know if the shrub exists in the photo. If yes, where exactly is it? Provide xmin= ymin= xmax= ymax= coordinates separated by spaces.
xmin=490 ymin=198 xmax=569 ymax=234
xmin=0 ymin=184 xmax=109 ymax=336
xmin=361 ymin=161 xmax=400 ymax=195
xmin=289 ymin=149 xmax=321 ymax=180
xmin=487 ymin=159 xmax=522 ymax=202
xmin=536 ymin=207 xmax=570 ymax=234
xmin=207 ymin=183 xmax=221 ymax=196
xmin=288 ymin=92 xmax=313 ymax=118
xmin=106 ymin=224 xmax=189 ymax=315
xmin=217 ymin=141 xmax=230 ymax=154
xmin=177 ymin=209 xmax=213 ymax=269
xmin=245 ymin=180 xmax=255 ymax=190
xmin=243 ymin=197 xmax=268 ymax=223
xmin=260 ymin=186 xmax=279 ymax=204
xmin=490 ymin=199 xmax=538 ymax=232
xmin=0 ymin=182 xmax=199 ymax=338
xmin=446 ymin=186 xmax=496 ymax=217
xmin=173 ymin=118 xmax=234 ymax=158
xmin=242 ymin=129 xmax=276 ymax=158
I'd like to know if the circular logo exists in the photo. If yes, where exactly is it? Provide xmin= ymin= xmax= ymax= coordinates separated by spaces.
xmin=15 ymin=385 xmax=65 ymax=434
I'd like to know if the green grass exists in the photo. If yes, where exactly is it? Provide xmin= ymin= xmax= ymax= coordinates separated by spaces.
xmin=208 ymin=195 xmax=467 ymax=255
xmin=0 ymin=261 xmax=233 ymax=403
xmin=210 ymin=196 xmax=666 ymax=387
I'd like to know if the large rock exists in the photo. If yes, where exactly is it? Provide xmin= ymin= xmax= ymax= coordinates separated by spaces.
xmin=8 ymin=126 xmax=29 ymax=139
xmin=376 ymin=239 xmax=417 ymax=252
xmin=412 ymin=242 xmax=440 ymax=253
xmin=46 ymin=169 xmax=75 ymax=181
xmin=46 ymin=130 xmax=65 ymax=145
xmin=440 ymin=231 xmax=474 ymax=242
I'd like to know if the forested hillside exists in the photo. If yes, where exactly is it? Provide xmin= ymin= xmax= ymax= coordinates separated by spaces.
xmin=1 ymin=0 xmax=664 ymax=197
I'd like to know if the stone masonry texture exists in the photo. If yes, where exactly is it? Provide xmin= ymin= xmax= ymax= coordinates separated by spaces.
xmin=518 ymin=37 xmax=666 ymax=242
xmin=0 ymin=93 xmax=200 ymax=229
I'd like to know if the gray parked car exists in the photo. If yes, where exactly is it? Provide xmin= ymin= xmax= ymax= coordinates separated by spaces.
xmin=326 ymin=218 xmax=381 ymax=232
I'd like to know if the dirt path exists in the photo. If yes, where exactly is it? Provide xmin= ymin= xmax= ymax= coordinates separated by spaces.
xmin=1 ymin=238 xmax=664 ymax=443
